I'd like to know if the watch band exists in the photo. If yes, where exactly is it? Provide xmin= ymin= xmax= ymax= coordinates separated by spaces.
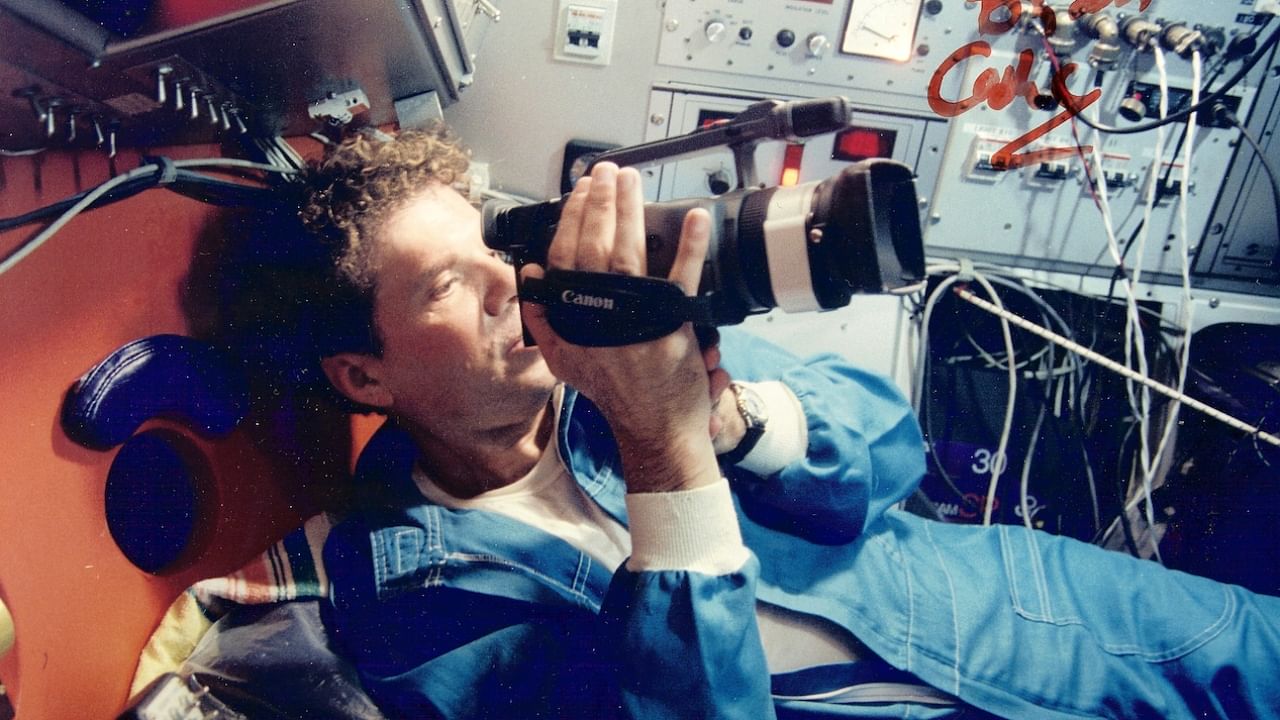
xmin=720 ymin=381 xmax=768 ymax=466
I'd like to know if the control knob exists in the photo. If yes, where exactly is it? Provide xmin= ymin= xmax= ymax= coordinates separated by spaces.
xmin=806 ymin=33 xmax=830 ymax=58
xmin=705 ymin=20 xmax=728 ymax=43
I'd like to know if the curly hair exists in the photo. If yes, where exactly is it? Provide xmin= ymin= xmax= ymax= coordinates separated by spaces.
xmin=300 ymin=125 xmax=472 ymax=293
xmin=210 ymin=128 xmax=474 ymax=414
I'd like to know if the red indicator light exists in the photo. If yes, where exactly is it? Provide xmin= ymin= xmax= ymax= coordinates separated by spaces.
xmin=832 ymin=127 xmax=897 ymax=162
xmin=780 ymin=142 xmax=805 ymax=186
xmin=696 ymin=109 xmax=737 ymax=129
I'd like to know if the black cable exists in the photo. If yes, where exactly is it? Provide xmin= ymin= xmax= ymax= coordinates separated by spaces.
xmin=0 ymin=168 xmax=281 ymax=233
xmin=1111 ymin=422 xmax=1145 ymax=557
xmin=165 ymin=173 xmax=281 ymax=207
xmin=1062 ymin=20 xmax=1280 ymax=136
xmin=0 ymin=175 xmax=158 ymax=231
xmin=1217 ymin=105 xmax=1280 ymax=243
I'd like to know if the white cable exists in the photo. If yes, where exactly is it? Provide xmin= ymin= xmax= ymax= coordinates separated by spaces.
xmin=1086 ymin=77 xmax=1151 ymax=438
xmin=927 ymin=264 xmax=1110 ymax=533
xmin=915 ymin=268 xmax=1019 ymax=526
xmin=914 ymin=273 xmax=961 ymax=414
xmin=1119 ymin=44 xmax=1173 ymax=546
xmin=1020 ymin=404 xmax=1048 ymax=532
xmin=1087 ymin=89 xmax=1156 ymax=528
xmin=968 ymin=272 xmax=1018 ymax=526
xmin=1135 ymin=50 xmax=1202 ymax=519
xmin=953 ymin=286 xmax=1280 ymax=447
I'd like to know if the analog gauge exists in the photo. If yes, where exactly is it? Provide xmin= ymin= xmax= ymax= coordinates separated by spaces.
xmin=840 ymin=0 xmax=924 ymax=62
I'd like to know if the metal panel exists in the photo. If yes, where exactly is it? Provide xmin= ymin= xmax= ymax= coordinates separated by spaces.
xmin=0 ymin=0 xmax=497 ymax=150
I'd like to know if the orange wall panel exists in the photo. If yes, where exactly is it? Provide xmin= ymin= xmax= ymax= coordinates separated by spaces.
xmin=0 ymin=142 xmax=346 ymax=718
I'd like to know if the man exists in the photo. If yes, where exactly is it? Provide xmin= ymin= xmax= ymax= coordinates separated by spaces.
xmin=286 ymin=127 xmax=1278 ymax=718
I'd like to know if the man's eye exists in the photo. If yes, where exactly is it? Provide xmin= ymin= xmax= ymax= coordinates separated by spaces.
xmin=428 ymin=278 xmax=457 ymax=300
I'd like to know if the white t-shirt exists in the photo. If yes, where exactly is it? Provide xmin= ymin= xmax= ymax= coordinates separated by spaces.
xmin=413 ymin=383 xmax=864 ymax=674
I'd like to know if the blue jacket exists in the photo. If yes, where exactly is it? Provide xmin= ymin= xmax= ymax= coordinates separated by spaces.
xmin=323 ymin=330 xmax=1280 ymax=719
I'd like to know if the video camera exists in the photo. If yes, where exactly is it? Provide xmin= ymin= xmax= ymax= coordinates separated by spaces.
xmin=482 ymin=97 xmax=927 ymax=347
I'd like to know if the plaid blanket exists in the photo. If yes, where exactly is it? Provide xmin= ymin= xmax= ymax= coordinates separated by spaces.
xmin=131 ymin=512 xmax=336 ymax=696
xmin=192 ymin=512 xmax=335 ymax=605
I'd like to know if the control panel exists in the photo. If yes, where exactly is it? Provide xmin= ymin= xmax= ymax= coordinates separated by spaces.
xmin=657 ymin=0 xmax=955 ymax=114
xmin=920 ymin=1 xmax=1276 ymax=291
xmin=448 ymin=0 xmax=1280 ymax=298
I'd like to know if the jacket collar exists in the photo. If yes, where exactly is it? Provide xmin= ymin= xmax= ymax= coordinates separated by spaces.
xmin=346 ymin=388 xmax=628 ymax=607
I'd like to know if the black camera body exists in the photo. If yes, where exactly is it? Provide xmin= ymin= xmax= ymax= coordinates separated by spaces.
xmin=482 ymin=98 xmax=927 ymax=347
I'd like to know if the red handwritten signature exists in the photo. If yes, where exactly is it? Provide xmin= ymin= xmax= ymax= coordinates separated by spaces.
xmin=927 ymin=0 xmax=1153 ymax=169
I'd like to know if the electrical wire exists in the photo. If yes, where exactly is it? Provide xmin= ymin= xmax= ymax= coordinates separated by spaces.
xmin=1140 ymin=51 xmax=1202 ymax=531
xmin=0 ymin=176 xmax=158 ymax=231
xmin=907 ymin=285 xmax=980 ymax=512
xmin=1092 ymin=41 xmax=1232 ymax=302
xmin=0 ymin=157 xmax=297 ymax=278
xmin=916 ymin=265 xmax=1019 ymax=526
xmin=1217 ymin=106 xmax=1280 ymax=242
xmin=1124 ymin=46 xmax=1174 ymax=555
xmin=952 ymin=286 xmax=1280 ymax=447
xmin=1019 ymin=404 xmax=1049 ymax=532
xmin=938 ymin=266 xmax=1106 ymax=535
xmin=1083 ymin=76 xmax=1157 ymax=520
xmin=0 ymin=165 xmax=292 ymax=233
xmin=0 ymin=165 xmax=149 ymax=277
xmin=1065 ymin=21 xmax=1280 ymax=135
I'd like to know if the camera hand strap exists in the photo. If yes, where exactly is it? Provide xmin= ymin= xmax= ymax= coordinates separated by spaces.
xmin=519 ymin=269 xmax=713 ymax=347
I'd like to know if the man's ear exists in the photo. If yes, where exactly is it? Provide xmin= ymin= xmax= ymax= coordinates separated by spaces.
xmin=320 ymin=353 xmax=394 ymax=409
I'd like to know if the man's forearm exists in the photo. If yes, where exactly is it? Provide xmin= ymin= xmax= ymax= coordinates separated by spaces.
xmin=615 ymin=431 xmax=722 ymax=494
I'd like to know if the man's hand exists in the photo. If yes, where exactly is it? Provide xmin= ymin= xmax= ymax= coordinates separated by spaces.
xmin=520 ymin=162 xmax=721 ymax=493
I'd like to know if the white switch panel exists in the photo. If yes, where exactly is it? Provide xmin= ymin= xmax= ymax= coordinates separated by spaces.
xmin=553 ymin=0 xmax=618 ymax=66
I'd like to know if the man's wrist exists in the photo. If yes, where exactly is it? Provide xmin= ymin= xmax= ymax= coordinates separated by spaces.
xmin=720 ymin=381 xmax=808 ymax=476
xmin=617 ymin=432 xmax=721 ymax=494
xmin=719 ymin=382 xmax=768 ymax=465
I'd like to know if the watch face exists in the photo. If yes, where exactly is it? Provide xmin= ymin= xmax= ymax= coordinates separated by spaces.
xmin=736 ymin=384 xmax=768 ymax=427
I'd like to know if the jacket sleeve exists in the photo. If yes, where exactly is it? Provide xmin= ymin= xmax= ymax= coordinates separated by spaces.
xmin=602 ymin=560 xmax=774 ymax=720
xmin=718 ymin=328 xmax=926 ymax=544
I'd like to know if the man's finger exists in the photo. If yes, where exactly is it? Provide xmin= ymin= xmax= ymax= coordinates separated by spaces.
xmin=703 ymin=344 xmax=722 ymax=372
xmin=669 ymin=208 xmax=711 ymax=295
xmin=577 ymin=163 xmax=618 ymax=272
xmin=518 ymin=264 xmax=561 ymax=355
xmin=610 ymin=167 xmax=647 ymax=276
xmin=546 ymin=177 xmax=591 ymax=270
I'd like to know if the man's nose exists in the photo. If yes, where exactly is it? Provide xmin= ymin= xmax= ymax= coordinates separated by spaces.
xmin=483 ymin=254 xmax=517 ymax=316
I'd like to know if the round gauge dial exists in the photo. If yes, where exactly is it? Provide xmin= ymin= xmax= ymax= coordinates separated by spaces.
xmin=841 ymin=0 xmax=924 ymax=62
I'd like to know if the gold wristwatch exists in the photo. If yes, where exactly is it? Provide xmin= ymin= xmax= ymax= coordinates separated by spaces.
xmin=721 ymin=381 xmax=768 ymax=465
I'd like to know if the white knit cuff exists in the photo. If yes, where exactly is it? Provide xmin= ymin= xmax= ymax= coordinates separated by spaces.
xmin=624 ymin=479 xmax=750 ymax=574
xmin=735 ymin=381 xmax=808 ymax=477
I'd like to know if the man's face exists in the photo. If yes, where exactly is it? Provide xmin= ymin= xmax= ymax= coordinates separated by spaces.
xmin=366 ymin=183 xmax=556 ymax=435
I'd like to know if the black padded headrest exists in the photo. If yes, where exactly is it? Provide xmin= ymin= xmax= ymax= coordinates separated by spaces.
xmin=62 ymin=334 xmax=249 ymax=451
xmin=59 ymin=334 xmax=252 ymax=573
xmin=105 ymin=430 xmax=204 ymax=573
